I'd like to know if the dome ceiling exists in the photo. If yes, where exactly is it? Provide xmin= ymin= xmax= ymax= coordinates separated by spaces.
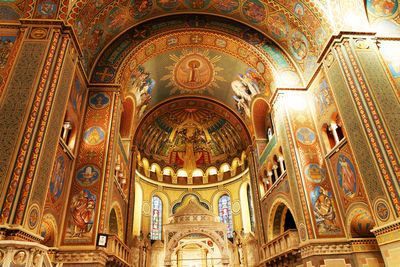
xmin=134 ymin=97 xmax=250 ymax=176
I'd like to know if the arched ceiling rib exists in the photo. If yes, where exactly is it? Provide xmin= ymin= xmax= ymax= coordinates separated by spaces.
xmin=68 ymin=0 xmax=336 ymax=78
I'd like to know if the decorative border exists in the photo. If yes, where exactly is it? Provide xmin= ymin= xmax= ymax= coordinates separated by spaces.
xmin=15 ymin=33 xmax=69 ymax=225
xmin=0 ymin=32 xmax=60 ymax=224
xmin=334 ymin=42 xmax=400 ymax=216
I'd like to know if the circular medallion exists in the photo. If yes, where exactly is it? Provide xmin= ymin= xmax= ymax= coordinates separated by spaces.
xmin=215 ymin=0 xmax=238 ymax=13
xmin=173 ymin=53 xmax=214 ymax=91
xmin=89 ymin=93 xmax=110 ymax=109
xmin=315 ymin=28 xmax=325 ymax=45
xmin=294 ymin=2 xmax=304 ymax=17
xmin=84 ymin=126 xmax=105 ymax=145
xmin=130 ymin=0 xmax=153 ymax=19
xmin=267 ymin=13 xmax=289 ymax=39
xmin=185 ymin=0 xmax=210 ymax=9
xmin=28 ymin=205 xmax=39 ymax=229
xmin=232 ymin=200 xmax=241 ymax=214
xmin=106 ymin=7 xmax=127 ymax=33
xmin=87 ymin=24 xmax=104 ymax=55
xmin=304 ymin=164 xmax=326 ymax=183
xmin=257 ymin=61 xmax=265 ymax=73
xmin=30 ymin=28 xmax=48 ymax=39
xmin=238 ymin=47 xmax=249 ymax=57
xmin=215 ymin=38 xmax=227 ymax=48
xmin=355 ymin=39 xmax=369 ymax=49
xmin=143 ymin=201 xmax=151 ymax=216
xmin=156 ymin=0 xmax=179 ymax=10
xmin=167 ymin=36 xmax=178 ymax=46
xmin=13 ymin=250 xmax=27 ymax=265
xmin=243 ymin=29 xmax=263 ymax=44
xmin=296 ymin=127 xmax=316 ymax=145
xmin=375 ymin=200 xmax=390 ymax=221
xmin=242 ymin=0 xmax=267 ymax=23
xmin=367 ymin=0 xmax=398 ymax=17
xmin=290 ymin=31 xmax=308 ymax=60
xmin=77 ymin=165 xmax=100 ymax=186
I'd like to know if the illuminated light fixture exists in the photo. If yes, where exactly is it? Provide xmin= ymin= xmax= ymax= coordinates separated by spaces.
xmin=163 ymin=169 xmax=171 ymax=175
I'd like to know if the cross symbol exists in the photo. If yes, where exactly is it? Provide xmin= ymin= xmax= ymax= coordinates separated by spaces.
xmin=95 ymin=67 xmax=114 ymax=82
xmin=133 ymin=28 xmax=148 ymax=39
xmin=246 ymin=32 xmax=261 ymax=43
xmin=191 ymin=35 xmax=202 ymax=44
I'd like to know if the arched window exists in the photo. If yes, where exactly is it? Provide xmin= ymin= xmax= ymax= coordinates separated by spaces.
xmin=151 ymin=196 xmax=162 ymax=240
xmin=247 ymin=185 xmax=255 ymax=232
xmin=218 ymin=195 xmax=233 ymax=238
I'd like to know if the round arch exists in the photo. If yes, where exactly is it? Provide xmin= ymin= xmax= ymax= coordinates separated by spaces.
xmin=164 ymin=228 xmax=229 ymax=266
xmin=267 ymin=198 xmax=297 ymax=241
xmin=109 ymin=202 xmax=124 ymax=240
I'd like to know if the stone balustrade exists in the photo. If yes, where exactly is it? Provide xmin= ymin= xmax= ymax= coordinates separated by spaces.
xmin=261 ymin=229 xmax=300 ymax=264
xmin=104 ymin=234 xmax=131 ymax=265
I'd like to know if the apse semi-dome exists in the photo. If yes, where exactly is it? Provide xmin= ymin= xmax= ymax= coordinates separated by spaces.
xmin=134 ymin=96 xmax=251 ymax=185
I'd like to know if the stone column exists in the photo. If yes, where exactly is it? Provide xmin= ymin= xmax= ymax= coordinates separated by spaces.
xmin=0 ymin=21 xmax=77 ymax=241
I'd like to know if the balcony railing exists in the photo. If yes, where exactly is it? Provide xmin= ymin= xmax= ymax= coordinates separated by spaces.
xmin=261 ymin=229 xmax=300 ymax=264
xmin=104 ymin=234 xmax=131 ymax=266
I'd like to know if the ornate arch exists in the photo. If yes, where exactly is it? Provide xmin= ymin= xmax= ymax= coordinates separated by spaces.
xmin=267 ymin=197 xmax=297 ymax=241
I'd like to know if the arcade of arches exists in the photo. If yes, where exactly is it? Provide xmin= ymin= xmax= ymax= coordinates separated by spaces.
xmin=1 ymin=0 xmax=400 ymax=266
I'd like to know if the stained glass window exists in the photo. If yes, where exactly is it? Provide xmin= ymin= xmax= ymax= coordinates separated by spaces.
xmin=218 ymin=195 xmax=233 ymax=238
xmin=247 ymin=185 xmax=256 ymax=232
xmin=151 ymin=196 xmax=162 ymax=240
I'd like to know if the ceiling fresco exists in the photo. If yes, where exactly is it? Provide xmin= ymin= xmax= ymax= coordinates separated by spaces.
xmin=91 ymin=15 xmax=303 ymax=117
xmin=125 ymin=48 xmax=267 ymax=118
xmin=134 ymin=97 xmax=251 ymax=174
xmin=91 ymin=15 xmax=299 ymax=83
xmin=69 ymin=0 xmax=335 ymax=77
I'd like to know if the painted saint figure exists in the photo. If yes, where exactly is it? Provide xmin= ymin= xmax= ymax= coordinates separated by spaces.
xmin=314 ymin=188 xmax=336 ymax=229
xmin=71 ymin=190 xmax=96 ymax=237
xmin=338 ymin=156 xmax=356 ymax=195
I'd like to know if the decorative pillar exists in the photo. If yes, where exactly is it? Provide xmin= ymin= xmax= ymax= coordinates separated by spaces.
xmin=60 ymin=85 xmax=121 ymax=255
xmin=328 ymin=123 xmax=340 ymax=144
xmin=278 ymin=156 xmax=285 ymax=174
xmin=248 ymin=147 xmax=266 ymax=245
xmin=201 ymin=248 xmax=207 ymax=267
xmin=0 ymin=21 xmax=77 ymax=241
xmin=327 ymin=34 xmax=400 ymax=266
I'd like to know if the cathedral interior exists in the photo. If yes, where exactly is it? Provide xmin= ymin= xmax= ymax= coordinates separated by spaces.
xmin=0 ymin=0 xmax=400 ymax=266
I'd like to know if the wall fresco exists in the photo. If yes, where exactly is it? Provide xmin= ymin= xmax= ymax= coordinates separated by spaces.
xmin=286 ymin=92 xmax=344 ymax=237
xmin=62 ymin=91 xmax=115 ymax=245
